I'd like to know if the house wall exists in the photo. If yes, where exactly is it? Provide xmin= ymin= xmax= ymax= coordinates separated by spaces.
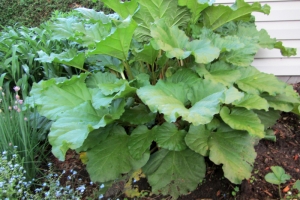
xmin=215 ymin=0 xmax=300 ymax=82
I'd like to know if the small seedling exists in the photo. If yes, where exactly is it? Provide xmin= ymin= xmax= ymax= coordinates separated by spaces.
xmin=265 ymin=166 xmax=291 ymax=199
xmin=232 ymin=186 xmax=239 ymax=197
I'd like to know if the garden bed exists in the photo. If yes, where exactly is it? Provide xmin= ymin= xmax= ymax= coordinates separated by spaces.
xmin=48 ymin=83 xmax=300 ymax=200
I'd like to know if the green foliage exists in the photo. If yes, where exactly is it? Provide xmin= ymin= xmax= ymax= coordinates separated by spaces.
xmin=265 ymin=166 xmax=291 ymax=185
xmin=0 ymin=87 xmax=49 ymax=180
xmin=26 ymin=0 xmax=299 ymax=198
xmin=265 ymin=166 xmax=291 ymax=199
xmin=0 ymin=0 xmax=106 ymax=29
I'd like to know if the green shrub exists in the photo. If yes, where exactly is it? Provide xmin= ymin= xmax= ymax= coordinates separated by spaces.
xmin=0 ymin=0 xmax=106 ymax=29
xmin=26 ymin=0 xmax=299 ymax=198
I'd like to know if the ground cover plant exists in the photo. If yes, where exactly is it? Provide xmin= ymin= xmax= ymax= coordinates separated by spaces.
xmin=20 ymin=0 xmax=300 ymax=198
xmin=0 ymin=0 xmax=106 ymax=29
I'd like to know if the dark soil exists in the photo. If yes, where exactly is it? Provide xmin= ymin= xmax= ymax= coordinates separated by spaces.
xmin=50 ymin=83 xmax=300 ymax=200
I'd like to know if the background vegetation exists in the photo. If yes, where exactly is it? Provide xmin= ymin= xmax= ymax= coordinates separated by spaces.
xmin=0 ymin=0 xmax=105 ymax=28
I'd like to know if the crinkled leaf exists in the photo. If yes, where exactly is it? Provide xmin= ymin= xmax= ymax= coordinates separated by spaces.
xmin=150 ymin=20 xmax=219 ymax=63
xmin=220 ymin=37 xmax=259 ymax=66
xmin=265 ymin=166 xmax=291 ymax=185
xmin=86 ymin=72 xmax=118 ymax=88
xmin=49 ymin=17 xmax=79 ymax=40
xmin=209 ymin=129 xmax=256 ymax=184
xmin=101 ymin=0 xmax=138 ymax=19
xmin=87 ymin=134 xmax=150 ymax=182
xmin=186 ymin=124 xmax=256 ymax=184
xmin=178 ymin=0 xmax=215 ymax=24
xmin=223 ymin=87 xmax=244 ymax=104
xmin=261 ymin=93 xmax=299 ymax=112
xmin=143 ymin=149 xmax=206 ymax=199
xmin=233 ymin=94 xmax=269 ymax=111
xmin=128 ymin=125 xmax=155 ymax=160
xmin=185 ymin=125 xmax=210 ymax=156
xmin=167 ymin=68 xmax=200 ymax=87
xmin=220 ymin=106 xmax=264 ymax=138
xmin=236 ymin=67 xmax=287 ymax=95
xmin=28 ymin=74 xmax=90 ymax=120
xmin=195 ymin=27 xmax=244 ymax=52
xmin=86 ymin=55 xmax=123 ymax=73
xmin=36 ymin=49 xmax=85 ymax=70
xmin=187 ymin=79 xmax=225 ymax=104
xmin=236 ymin=23 xmax=297 ymax=57
xmin=75 ymin=8 xmax=111 ymax=23
xmin=76 ymin=124 xmax=126 ymax=152
xmin=132 ymin=43 xmax=159 ymax=65
xmin=91 ymin=83 xmax=136 ymax=109
xmin=120 ymin=104 xmax=156 ymax=125
xmin=49 ymin=99 xmax=125 ymax=160
xmin=203 ymin=0 xmax=270 ymax=30
xmin=194 ymin=61 xmax=241 ymax=86
xmin=150 ymin=20 xmax=191 ymax=59
xmin=254 ymin=109 xmax=281 ymax=129
xmin=88 ymin=16 xmax=137 ymax=61
xmin=138 ymin=80 xmax=223 ymax=125
xmin=274 ymin=41 xmax=297 ymax=57
xmin=155 ymin=122 xmax=187 ymax=151
xmin=133 ymin=0 xmax=190 ymax=41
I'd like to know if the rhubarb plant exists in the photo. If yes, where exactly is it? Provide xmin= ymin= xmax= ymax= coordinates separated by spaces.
xmin=26 ymin=0 xmax=299 ymax=198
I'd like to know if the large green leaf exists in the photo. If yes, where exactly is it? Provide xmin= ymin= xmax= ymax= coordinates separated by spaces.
xmin=128 ymin=125 xmax=155 ymax=160
xmin=137 ymin=80 xmax=224 ymax=125
xmin=150 ymin=20 xmax=220 ymax=63
xmin=187 ymin=79 xmax=225 ymax=105
xmin=185 ymin=125 xmax=210 ymax=156
xmin=233 ymin=93 xmax=269 ymax=111
xmin=49 ymin=99 xmax=125 ymax=160
xmin=193 ymin=27 xmax=244 ymax=52
xmin=28 ymin=74 xmax=91 ymax=120
xmin=254 ymin=109 xmax=281 ymax=129
xmin=143 ymin=149 xmax=206 ymax=198
xmin=88 ymin=16 xmax=137 ymax=61
xmin=86 ymin=54 xmax=123 ymax=73
xmin=86 ymin=72 xmax=118 ymax=88
xmin=91 ymin=81 xmax=136 ymax=108
xmin=36 ymin=49 xmax=85 ymax=70
xmin=261 ymin=93 xmax=299 ymax=112
xmin=235 ymin=22 xmax=297 ymax=57
xmin=133 ymin=0 xmax=190 ymax=41
xmin=185 ymin=125 xmax=256 ymax=184
xmin=166 ymin=68 xmax=200 ymax=87
xmin=132 ymin=43 xmax=159 ymax=65
xmin=50 ymin=18 xmax=112 ymax=47
xmin=101 ymin=0 xmax=138 ymax=19
xmin=220 ymin=106 xmax=264 ymax=138
xmin=203 ymin=0 xmax=270 ymax=30
xmin=236 ymin=67 xmax=287 ymax=95
xmin=155 ymin=122 xmax=187 ymax=151
xmin=87 ymin=134 xmax=150 ymax=182
xmin=120 ymin=104 xmax=156 ymax=125
xmin=75 ymin=8 xmax=111 ymax=23
xmin=194 ymin=61 xmax=241 ymax=86
xmin=178 ymin=0 xmax=215 ymax=24
xmin=220 ymin=37 xmax=259 ymax=66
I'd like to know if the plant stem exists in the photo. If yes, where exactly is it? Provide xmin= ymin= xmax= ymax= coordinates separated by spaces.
xmin=180 ymin=59 xmax=184 ymax=66
xmin=123 ymin=61 xmax=134 ymax=80
xmin=120 ymin=72 xmax=126 ymax=80
xmin=279 ymin=185 xmax=282 ymax=199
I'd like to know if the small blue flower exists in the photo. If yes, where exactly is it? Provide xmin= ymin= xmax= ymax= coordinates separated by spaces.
xmin=99 ymin=194 xmax=104 ymax=199
xmin=100 ymin=183 xmax=105 ymax=189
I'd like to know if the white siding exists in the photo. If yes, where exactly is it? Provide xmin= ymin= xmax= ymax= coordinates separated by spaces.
xmin=215 ymin=0 xmax=300 ymax=76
